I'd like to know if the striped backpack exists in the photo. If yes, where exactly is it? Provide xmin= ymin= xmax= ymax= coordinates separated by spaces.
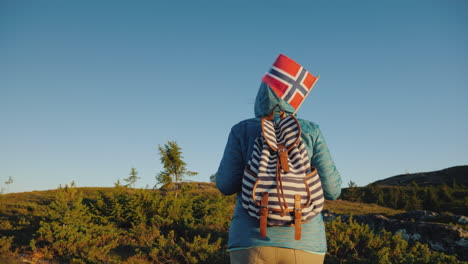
xmin=241 ymin=106 xmax=324 ymax=240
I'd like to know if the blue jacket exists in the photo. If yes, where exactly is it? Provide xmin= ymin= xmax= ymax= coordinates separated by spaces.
xmin=216 ymin=82 xmax=342 ymax=254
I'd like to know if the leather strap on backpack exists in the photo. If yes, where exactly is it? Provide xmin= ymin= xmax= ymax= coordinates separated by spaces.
xmin=259 ymin=192 xmax=269 ymax=238
xmin=294 ymin=194 xmax=302 ymax=240
xmin=277 ymin=144 xmax=290 ymax=172
xmin=264 ymin=104 xmax=287 ymax=120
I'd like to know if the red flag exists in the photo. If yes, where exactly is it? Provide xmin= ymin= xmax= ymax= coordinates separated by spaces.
xmin=262 ymin=54 xmax=318 ymax=110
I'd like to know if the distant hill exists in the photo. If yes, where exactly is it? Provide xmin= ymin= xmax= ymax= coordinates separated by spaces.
xmin=370 ymin=165 xmax=468 ymax=186
xmin=339 ymin=166 xmax=468 ymax=215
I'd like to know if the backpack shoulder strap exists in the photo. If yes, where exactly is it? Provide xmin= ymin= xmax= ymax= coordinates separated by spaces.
xmin=261 ymin=105 xmax=302 ymax=153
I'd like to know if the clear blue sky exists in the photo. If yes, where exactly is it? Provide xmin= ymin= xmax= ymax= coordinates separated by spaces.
xmin=1 ymin=0 xmax=467 ymax=193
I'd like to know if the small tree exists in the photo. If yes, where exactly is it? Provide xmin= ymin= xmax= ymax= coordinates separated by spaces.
xmin=3 ymin=176 xmax=13 ymax=194
xmin=376 ymin=190 xmax=385 ymax=206
xmin=344 ymin=181 xmax=363 ymax=202
xmin=438 ymin=184 xmax=453 ymax=202
xmin=124 ymin=168 xmax=140 ymax=188
xmin=31 ymin=182 xmax=119 ymax=262
xmin=156 ymin=141 xmax=197 ymax=188
xmin=5 ymin=176 xmax=13 ymax=185
xmin=423 ymin=187 xmax=441 ymax=211
xmin=405 ymin=190 xmax=422 ymax=211
xmin=388 ymin=188 xmax=401 ymax=209
xmin=210 ymin=173 xmax=216 ymax=183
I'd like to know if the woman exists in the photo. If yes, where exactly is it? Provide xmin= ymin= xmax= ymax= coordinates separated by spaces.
xmin=216 ymin=54 xmax=342 ymax=264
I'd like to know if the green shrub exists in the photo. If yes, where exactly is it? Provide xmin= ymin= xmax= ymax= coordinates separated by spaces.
xmin=179 ymin=234 xmax=224 ymax=264
xmin=31 ymin=183 xmax=119 ymax=263
xmin=341 ymin=184 xmax=468 ymax=214
xmin=3 ymin=185 xmax=465 ymax=263
xmin=325 ymin=217 xmax=462 ymax=264
xmin=0 ymin=235 xmax=14 ymax=255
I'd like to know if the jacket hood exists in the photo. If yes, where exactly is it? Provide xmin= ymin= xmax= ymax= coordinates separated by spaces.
xmin=254 ymin=82 xmax=295 ymax=118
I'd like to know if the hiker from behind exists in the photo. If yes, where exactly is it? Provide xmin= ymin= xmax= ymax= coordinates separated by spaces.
xmin=216 ymin=54 xmax=342 ymax=264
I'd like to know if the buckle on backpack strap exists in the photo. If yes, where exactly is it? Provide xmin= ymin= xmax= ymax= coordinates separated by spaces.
xmin=294 ymin=194 xmax=302 ymax=240
xmin=260 ymin=192 xmax=269 ymax=238
xmin=277 ymin=145 xmax=290 ymax=172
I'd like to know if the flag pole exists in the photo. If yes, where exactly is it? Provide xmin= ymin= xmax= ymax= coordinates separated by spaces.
xmin=293 ymin=75 xmax=320 ymax=115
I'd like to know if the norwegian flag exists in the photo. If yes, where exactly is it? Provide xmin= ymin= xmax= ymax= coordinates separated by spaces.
xmin=262 ymin=54 xmax=318 ymax=110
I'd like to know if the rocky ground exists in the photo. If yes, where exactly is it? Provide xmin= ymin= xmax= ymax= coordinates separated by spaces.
xmin=323 ymin=209 xmax=468 ymax=261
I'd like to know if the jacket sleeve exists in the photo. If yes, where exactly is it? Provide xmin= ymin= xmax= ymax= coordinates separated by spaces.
xmin=312 ymin=127 xmax=342 ymax=200
xmin=216 ymin=126 xmax=244 ymax=195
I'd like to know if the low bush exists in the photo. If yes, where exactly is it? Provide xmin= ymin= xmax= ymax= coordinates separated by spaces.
xmin=1 ymin=184 xmax=464 ymax=263
xmin=325 ymin=217 xmax=462 ymax=264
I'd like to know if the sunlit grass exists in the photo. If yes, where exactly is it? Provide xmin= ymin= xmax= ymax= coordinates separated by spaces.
xmin=1 ymin=185 xmax=403 ymax=218
xmin=324 ymin=199 xmax=404 ymax=216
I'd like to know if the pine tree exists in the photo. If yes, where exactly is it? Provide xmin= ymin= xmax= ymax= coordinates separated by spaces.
xmin=124 ymin=167 xmax=140 ymax=188
xmin=3 ymin=176 xmax=13 ymax=193
xmin=438 ymin=184 xmax=453 ymax=202
xmin=376 ymin=188 xmax=385 ymax=206
xmin=4 ymin=176 xmax=13 ymax=185
xmin=31 ymin=182 xmax=119 ymax=262
xmin=156 ymin=141 xmax=197 ymax=188
xmin=388 ymin=188 xmax=400 ymax=209
xmin=366 ymin=184 xmax=381 ymax=204
xmin=344 ymin=181 xmax=363 ymax=202
xmin=423 ymin=187 xmax=441 ymax=211
xmin=209 ymin=173 xmax=216 ymax=183
xmin=405 ymin=190 xmax=422 ymax=211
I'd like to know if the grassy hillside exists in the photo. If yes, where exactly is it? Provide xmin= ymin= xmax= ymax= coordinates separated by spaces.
xmin=0 ymin=183 xmax=464 ymax=263
xmin=371 ymin=165 xmax=468 ymax=186
xmin=341 ymin=179 xmax=468 ymax=216
xmin=0 ymin=186 xmax=402 ymax=217
xmin=324 ymin=199 xmax=403 ymax=216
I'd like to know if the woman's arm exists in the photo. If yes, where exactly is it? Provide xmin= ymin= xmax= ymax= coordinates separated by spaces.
xmin=312 ymin=127 xmax=342 ymax=200
xmin=216 ymin=126 xmax=244 ymax=195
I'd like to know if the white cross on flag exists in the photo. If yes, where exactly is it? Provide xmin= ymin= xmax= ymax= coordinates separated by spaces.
xmin=262 ymin=54 xmax=319 ymax=111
